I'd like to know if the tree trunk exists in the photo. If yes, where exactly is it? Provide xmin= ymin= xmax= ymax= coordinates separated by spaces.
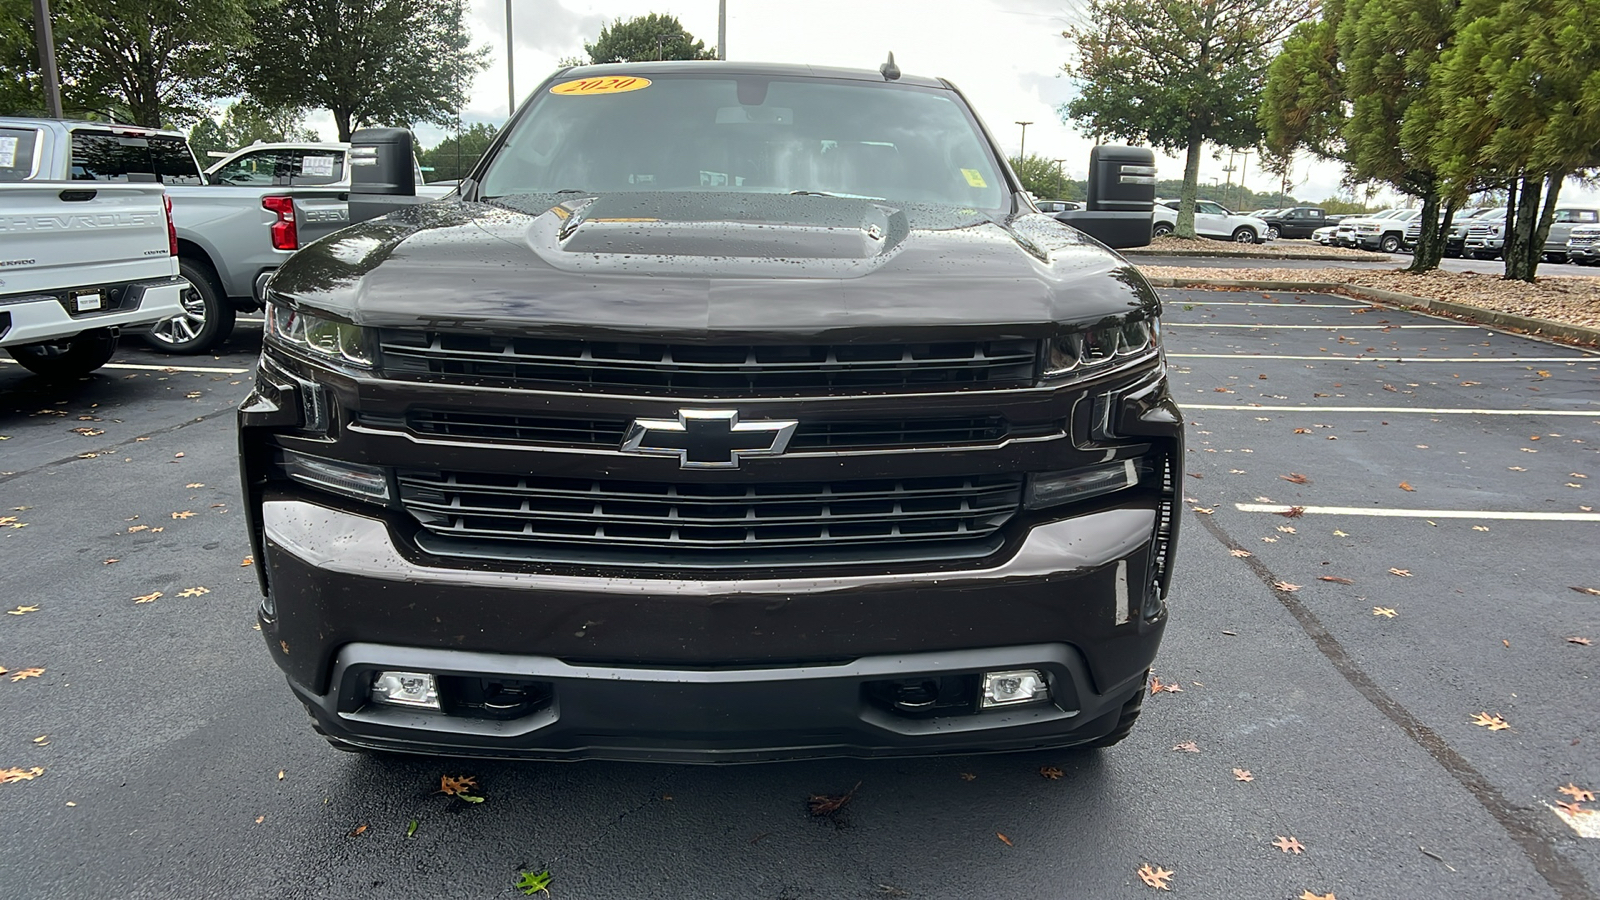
xmin=1504 ymin=173 xmax=1543 ymax=282
xmin=334 ymin=109 xmax=353 ymax=143
xmin=1406 ymin=191 xmax=1442 ymax=273
xmin=1177 ymin=126 xmax=1203 ymax=240
xmin=1521 ymin=170 xmax=1567 ymax=282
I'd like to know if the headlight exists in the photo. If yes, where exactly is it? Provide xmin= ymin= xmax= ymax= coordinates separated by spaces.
xmin=1044 ymin=317 xmax=1160 ymax=378
xmin=1490 ymin=225 xmax=1503 ymax=236
xmin=265 ymin=301 xmax=372 ymax=367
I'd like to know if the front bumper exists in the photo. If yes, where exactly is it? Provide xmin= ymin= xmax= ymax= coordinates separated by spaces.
xmin=260 ymin=498 xmax=1166 ymax=761
xmin=0 ymin=277 xmax=186 ymax=347
xmin=1567 ymin=245 xmax=1600 ymax=263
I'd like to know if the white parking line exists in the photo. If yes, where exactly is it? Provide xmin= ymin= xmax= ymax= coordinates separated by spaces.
xmin=0 ymin=359 xmax=250 ymax=375
xmin=1234 ymin=503 xmax=1600 ymax=522
xmin=1164 ymin=323 xmax=1481 ymax=329
xmin=1170 ymin=353 xmax=1593 ymax=363
xmin=1186 ymin=404 xmax=1600 ymax=417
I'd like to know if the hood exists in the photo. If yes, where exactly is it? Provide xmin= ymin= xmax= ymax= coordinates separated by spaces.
xmin=269 ymin=192 xmax=1159 ymax=342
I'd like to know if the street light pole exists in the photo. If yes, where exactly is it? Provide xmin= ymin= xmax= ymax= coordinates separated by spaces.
xmin=718 ymin=0 xmax=726 ymax=60
xmin=505 ymin=0 xmax=516 ymax=117
xmin=1015 ymin=121 xmax=1033 ymax=161
xmin=1053 ymin=158 xmax=1068 ymax=200
xmin=31 ymin=0 xmax=62 ymax=118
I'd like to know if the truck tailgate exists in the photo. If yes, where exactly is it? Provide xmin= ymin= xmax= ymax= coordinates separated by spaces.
xmin=0 ymin=183 xmax=174 ymax=297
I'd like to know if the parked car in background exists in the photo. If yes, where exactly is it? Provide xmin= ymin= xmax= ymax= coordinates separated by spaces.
xmin=1034 ymin=199 xmax=1083 ymax=215
xmin=1463 ymin=208 xmax=1509 ymax=258
xmin=1568 ymin=224 xmax=1600 ymax=265
xmin=1335 ymin=208 xmax=1419 ymax=251
xmin=1402 ymin=207 xmax=1489 ymax=254
xmin=0 ymin=176 xmax=185 ymax=378
xmin=1259 ymin=207 xmax=1329 ymax=240
xmin=1542 ymin=208 xmax=1600 ymax=262
xmin=205 ymin=141 xmax=456 ymax=200
xmin=1313 ymin=224 xmax=1339 ymax=245
xmin=1152 ymin=199 xmax=1272 ymax=243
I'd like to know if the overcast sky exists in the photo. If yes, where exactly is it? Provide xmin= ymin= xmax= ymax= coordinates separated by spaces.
xmin=302 ymin=0 xmax=1597 ymax=208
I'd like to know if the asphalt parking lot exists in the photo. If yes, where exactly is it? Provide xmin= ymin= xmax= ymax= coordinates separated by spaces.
xmin=2 ymin=295 xmax=1597 ymax=900
xmin=1136 ymin=243 xmax=1597 ymax=277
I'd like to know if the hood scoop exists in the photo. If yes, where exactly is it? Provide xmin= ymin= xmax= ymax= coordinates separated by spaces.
xmin=521 ymin=192 xmax=908 ymax=279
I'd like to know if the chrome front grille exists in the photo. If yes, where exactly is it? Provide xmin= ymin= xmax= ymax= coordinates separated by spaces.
xmin=377 ymin=331 xmax=1039 ymax=397
xmin=400 ymin=409 xmax=1012 ymax=452
xmin=398 ymin=470 xmax=1023 ymax=561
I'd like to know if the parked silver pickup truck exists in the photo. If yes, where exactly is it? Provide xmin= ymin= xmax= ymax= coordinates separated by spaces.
xmin=0 ymin=179 xmax=185 ymax=378
xmin=1 ymin=118 xmax=351 ymax=353
xmin=204 ymin=141 xmax=457 ymax=201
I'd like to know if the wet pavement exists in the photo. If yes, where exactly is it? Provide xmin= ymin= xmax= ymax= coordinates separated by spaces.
xmin=1 ymin=297 xmax=1596 ymax=899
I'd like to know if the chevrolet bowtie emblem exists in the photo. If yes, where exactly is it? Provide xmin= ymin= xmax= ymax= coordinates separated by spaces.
xmin=621 ymin=409 xmax=798 ymax=469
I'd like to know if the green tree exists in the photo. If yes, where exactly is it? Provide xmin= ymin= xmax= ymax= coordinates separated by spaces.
xmin=1434 ymin=0 xmax=1600 ymax=281
xmin=584 ymin=13 xmax=716 ymax=64
xmin=0 ymin=0 xmax=120 ymax=117
xmin=242 ymin=0 xmax=488 ymax=141
xmin=1009 ymin=154 xmax=1075 ymax=200
xmin=1062 ymin=0 xmax=1315 ymax=239
xmin=418 ymin=122 xmax=499 ymax=181
xmin=188 ymin=98 xmax=318 ymax=160
xmin=48 ymin=0 xmax=252 ymax=127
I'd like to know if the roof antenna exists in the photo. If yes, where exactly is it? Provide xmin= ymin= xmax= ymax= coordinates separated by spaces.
xmin=880 ymin=52 xmax=900 ymax=81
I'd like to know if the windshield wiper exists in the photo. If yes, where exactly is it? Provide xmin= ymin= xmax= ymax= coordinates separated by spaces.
xmin=788 ymin=190 xmax=884 ymax=200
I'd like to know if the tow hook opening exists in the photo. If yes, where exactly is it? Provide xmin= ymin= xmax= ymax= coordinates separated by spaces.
xmin=864 ymin=674 xmax=982 ymax=718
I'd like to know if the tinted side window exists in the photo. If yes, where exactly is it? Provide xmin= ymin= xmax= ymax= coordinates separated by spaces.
xmin=0 ymin=128 xmax=41 ymax=181
xmin=70 ymin=131 xmax=202 ymax=184
xmin=1197 ymin=202 xmax=1225 ymax=215
xmin=211 ymin=150 xmax=289 ymax=185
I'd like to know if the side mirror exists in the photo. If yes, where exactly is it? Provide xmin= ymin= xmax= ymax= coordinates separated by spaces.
xmin=1054 ymin=145 xmax=1155 ymax=249
xmin=350 ymin=127 xmax=421 ymax=224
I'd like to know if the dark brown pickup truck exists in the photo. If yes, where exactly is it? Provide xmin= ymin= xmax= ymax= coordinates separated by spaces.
xmin=238 ymin=60 xmax=1182 ymax=762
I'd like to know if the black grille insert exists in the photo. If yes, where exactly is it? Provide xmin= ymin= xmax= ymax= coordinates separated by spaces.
xmin=398 ymin=470 xmax=1023 ymax=558
xmin=400 ymin=409 xmax=1011 ymax=451
xmin=378 ymin=331 xmax=1038 ymax=396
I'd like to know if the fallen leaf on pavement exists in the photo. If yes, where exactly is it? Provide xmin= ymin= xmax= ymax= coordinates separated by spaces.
xmin=996 ymin=832 xmax=1013 ymax=846
xmin=1332 ymin=529 xmax=1348 ymax=537
xmin=103 ymin=558 xmax=118 ymax=565
xmin=171 ymin=510 xmax=195 ymax=520
xmin=1559 ymin=784 xmax=1596 ymax=802
xmin=1172 ymin=741 xmax=1200 ymax=753
xmin=1373 ymin=607 xmax=1398 ymax=618
xmin=348 ymin=824 xmax=367 ymax=837
xmin=1389 ymin=568 xmax=1412 ymax=577
xmin=0 ymin=767 xmax=45 ymax=784
xmin=1318 ymin=576 xmax=1354 ymax=584
xmin=1556 ymin=801 xmax=1590 ymax=817
xmin=1473 ymin=525 xmax=1489 ymax=531
xmin=1230 ymin=548 xmax=1252 ymax=558
xmin=241 ymin=556 xmax=254 ymax=567
xmin=515 ymin=870 xmax=553 ymax=896
xmin=1233 ymin=768 xmax=1254 ymax=782
xmin=1280 ymin=473 xmax=1310 ymax=484
xmin=132 ymin=592 xmax=162 ymax=604
xmin=1040 ymin=766 xmax=1064 ymax=780
xmin=186 ymin=483 xmax=204 ymax=489
xmin=6 ymin=606 xmax=39 ymax=616
xmin=1293 ymin=428 xmax=1311 ymax=434
xmin=1274 ymin=581 xmax=1301 ymax=592
xmin=9 ymin=668 xmax=44 ymax=682
xmin=1277 ymin=525 xmax=1297 ymax=533
xmin=1300 ymin=892 xmax=1336 ymax=900
xmin=1137 ymin=864 xmax=1174 ymax=890
xmin=1470 ymin=712 xmax=1511 ymax=731
xmin=177 ymin=587 xmax=210 ymax=598
xmin=1192 ymin=506 xmax=1214 ymax=514
xmin=1399 ymin=482 xmax=1416 ymax=492
xmin=959 ymin=772 xmax=976 ymax=781
xmin=1570 ymin=587 xmax=1600 ymax=596
xmin=1273 ymin=836 xmax=1306 ymax=854
xmin=1277 ymin=506 xmax=1305 ymax=518
xmin=808 ymin=781 xmax=860 ymax=818
xmin=438 ymin=774 xmax=478 ymax=797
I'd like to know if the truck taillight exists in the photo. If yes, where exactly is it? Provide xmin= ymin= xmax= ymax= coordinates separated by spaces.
xmin=164 ymin=194 xmax=177 ymax=256
xmin=263 ymin=196 xmax=298 ymax=251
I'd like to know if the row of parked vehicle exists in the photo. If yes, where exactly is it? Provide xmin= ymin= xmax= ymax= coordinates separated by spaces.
xmin=1295 ymin=204 xmax=1600 ymax=262
xmin=1035 ymin=198 xmax=1278 ymax=243
xmin=1 ymin=115 xmax=453 ymax=376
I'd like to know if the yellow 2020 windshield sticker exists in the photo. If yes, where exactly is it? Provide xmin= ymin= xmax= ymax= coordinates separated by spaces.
xmin=961 ymin=168 xmax=988 ymax=188
xmin=551 ymin=76 xmax=653 ymax=96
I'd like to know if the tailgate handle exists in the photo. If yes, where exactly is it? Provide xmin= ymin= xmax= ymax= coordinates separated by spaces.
xmin=59 ymin=189 xmax=98 ymax=202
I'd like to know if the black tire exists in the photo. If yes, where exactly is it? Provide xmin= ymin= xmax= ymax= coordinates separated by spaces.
xmin=1231 ymin=226 xmax=1257 ymax=244
xmin=1152 ymin=222 xmax=1174 ymax=238
xmin=143 ymin=257 xmax=236 ymax=354
xmin=1080 ymin=681 xmax=1146 ymax=748
xmin=1379 ymin=233 xmax=1402 ymax=253
xmin=1265 ymin=226 xmax=1280 ymax=240
xmin=1544 ymin=252 xmax=1568 ymax=264
xmin=6 ymin=328 xmax=119 ymax=378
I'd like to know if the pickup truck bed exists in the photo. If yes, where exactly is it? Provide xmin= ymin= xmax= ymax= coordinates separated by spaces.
xmin=0 ymin=181 xmax=185 ymax=377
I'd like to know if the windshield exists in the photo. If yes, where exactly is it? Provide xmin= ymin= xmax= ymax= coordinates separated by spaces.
xmin=479 ymin=73 xmax=1007 ymax=210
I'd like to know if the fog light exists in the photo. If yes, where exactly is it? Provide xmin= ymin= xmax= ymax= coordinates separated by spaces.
xmin=981 ymin=669 xmax=1049 ymax=708
xmin=371 ymin=671 xmax=440 ymax=709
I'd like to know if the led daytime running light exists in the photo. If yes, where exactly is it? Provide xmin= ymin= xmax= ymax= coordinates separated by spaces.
xmin=1044 ymin=317 xmax=1160 ymax=377
xmin=265 ymin=301 xmax=372 ymax=367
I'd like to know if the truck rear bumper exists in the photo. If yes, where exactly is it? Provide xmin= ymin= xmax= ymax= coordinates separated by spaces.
xmin=259 ymin=499 xmax=1168 ymax=762
xmin=0 ymin=277 xmax=186 ymax=347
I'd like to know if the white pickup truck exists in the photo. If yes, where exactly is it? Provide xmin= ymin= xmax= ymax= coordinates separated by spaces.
xmin=0 ymin=181 xmax=186 ymax=377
